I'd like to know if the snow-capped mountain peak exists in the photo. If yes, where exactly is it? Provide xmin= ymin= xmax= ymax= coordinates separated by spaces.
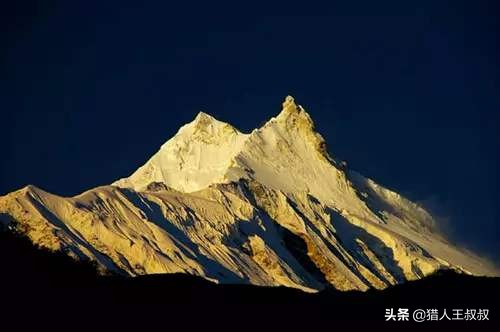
xmin=113 ymin=109 xmax=248 ymax=192
xmin=114 ymin=96 xmax=335 ymax=194
xmin=189 ymin=111 xmax=229 ymax=132
xmin=281 ymin=95 xmax=300 ymax=112
xmin=194 ymin=110 xmax=213 ymax=121
xmin=269 ymin=95 xmax=316 ymax=132
xmin=175 ymin=111 xmax=242 ymax=142
xmin=2 ymin=96 xmax=497 ymax=294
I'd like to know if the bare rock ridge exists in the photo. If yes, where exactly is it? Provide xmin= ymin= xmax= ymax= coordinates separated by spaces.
xmin=0 ymin=96 xmax=498 ymax=292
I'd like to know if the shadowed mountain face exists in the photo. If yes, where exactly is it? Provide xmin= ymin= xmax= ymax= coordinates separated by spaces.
xmin=0 ymin=97 xmax=497 ymax=293
xmin=1 ymin=230 xmax=499 ymax=328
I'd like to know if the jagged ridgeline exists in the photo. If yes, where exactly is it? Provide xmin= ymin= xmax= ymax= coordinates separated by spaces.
xmin=0 ymin=96 xmax=497 ymax=291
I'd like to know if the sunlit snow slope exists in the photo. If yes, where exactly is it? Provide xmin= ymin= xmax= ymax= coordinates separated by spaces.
xmin=1 ymin=96 xmax=497 ymax=291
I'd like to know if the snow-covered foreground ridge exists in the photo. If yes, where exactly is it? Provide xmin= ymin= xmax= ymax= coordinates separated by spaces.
xmin=1 ymin=96 xmax=497 ymax=291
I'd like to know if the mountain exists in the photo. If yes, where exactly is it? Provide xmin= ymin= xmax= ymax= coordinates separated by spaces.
xmin=0 ymin=96 xmax=497 ymax=292
xmin=2 ymin=230 xmax=499 ymax=327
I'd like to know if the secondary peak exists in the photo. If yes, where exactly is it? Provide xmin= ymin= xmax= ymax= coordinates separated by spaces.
xmin=193 ymin=111 xmax=216 ymax=123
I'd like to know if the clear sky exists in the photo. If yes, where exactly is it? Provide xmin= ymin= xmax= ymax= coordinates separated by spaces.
xmin=1 ymin=1 xmax=499 ymax=262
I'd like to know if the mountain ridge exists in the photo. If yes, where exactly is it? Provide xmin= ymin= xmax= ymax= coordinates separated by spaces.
xmin=2 ymin=229 xmax=499 ymax=327
xmin=1 ymin=96 xmax=498 ymax=292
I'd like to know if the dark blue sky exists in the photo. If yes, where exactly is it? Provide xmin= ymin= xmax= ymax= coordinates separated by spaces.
xmin=1 ymin=1 xmax=499 ymax=262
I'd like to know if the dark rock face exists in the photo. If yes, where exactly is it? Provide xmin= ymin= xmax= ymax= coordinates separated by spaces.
xmin=1 ymin=229 xmax=499 ymax=329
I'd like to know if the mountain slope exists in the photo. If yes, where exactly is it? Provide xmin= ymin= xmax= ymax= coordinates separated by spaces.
xmin=2 ymin=230 xmax=499 ymax=326
xmin=0 ymin=96 xmax=497 ymax=291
